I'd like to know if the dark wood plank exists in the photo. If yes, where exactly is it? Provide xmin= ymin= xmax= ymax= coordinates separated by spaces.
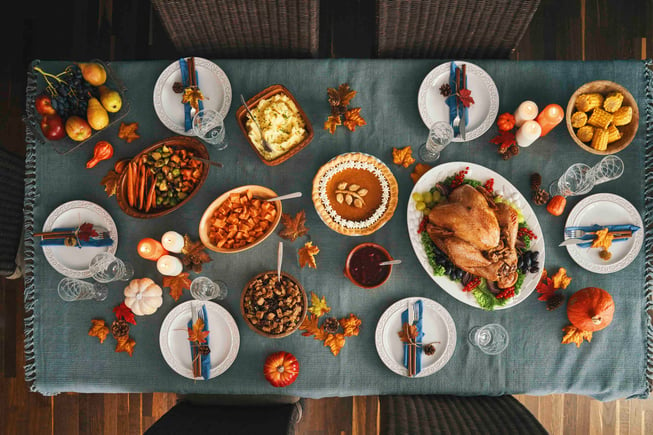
xmin=1 ymin=279 xmax=19 ymax=377
xmin=330 ymin=0 xmax=375 ymax=58
xmin=128 ymin=393 xmax=141 ymax=435
xmin=103 ymin=394 xmax=118 ymax=435
xmin=116 ymin=393 xmax=130 ymax=435
xmin=53 ymin=393 xmax=80 ymax=435
xmin=585 ymin=0 xmax=647 ymax=60
xmin=78 ymin=394 xmax=104 ymax=435
xmin=352 ymin=396 xmax=378 ymax=435
xmin=295 ymin=397 xmax=353 ymax=435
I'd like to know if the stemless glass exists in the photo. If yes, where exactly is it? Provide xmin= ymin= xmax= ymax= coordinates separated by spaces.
xmin=418 ymin=121 xmax=454 ymax=162
xmin=192 ymin=108 xmax=227 ymax=150
xmin=190 ymin=276 xmax=228 ymax=301
xmin=89 ymin=252 xmax=134 ymax=283
xmin=58 ymin=278 xmax=108 ymax=302
xmin=549 ymin=155 xmax=624 ymax=198
xmin=468 ymin=323 xmax=509 ymax=355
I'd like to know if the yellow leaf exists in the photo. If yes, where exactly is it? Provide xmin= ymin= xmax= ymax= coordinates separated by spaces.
xmin=308 ymin=292 xmax=331 ymax=317
xmin=298 ymin=241 xmax=320 ymax=269
xmin=187 ymin=317 xmax=209 ymax=344
xmin=88 ymin=319 xmax=109 ymax=343
xmin=115 ymin=335 xmax=136 ymax=356
xmin=591 ymin=228 xmax=614 ymax=250
xmin=343 ymin=107 xmax=366 ymax=132
xmin=181 ymin=87 xmax=205 ymax=112
xmin=392 ymin=146 xmax=416 ymax=168
xmin=552 ymin=267 xmax=572 ymax=289
xmin=324 ymin=115 xmax=342 ymax=134
xmin=118 ymin=122 xmax=140 ymax=143
xmin=299 ymin=314 xmax=328 ymax=341
xmin=324 ymin=333 xmax=346 ymax=356
xmin=340 ymin=314 xmax=361 ymax=337
xmin=561 ymin=325 xmax=593 ymax=347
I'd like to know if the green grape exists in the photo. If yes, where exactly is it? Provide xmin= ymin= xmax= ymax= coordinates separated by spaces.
xmin=412 ymin=192 xmax=423 ymax=202
xmin=422 ymin=191 xmax=432 ymax=203
xmin=415 ymin=201 xmax=426 ymax=211
xmin=432 ymin=190 xmax=442 ymax=202
xmin=423 ymin=208 xmax=431 ymax=215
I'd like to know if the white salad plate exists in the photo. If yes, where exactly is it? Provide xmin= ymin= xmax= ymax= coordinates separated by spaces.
xmin=407 ymin=162 xmax=545 ymax=310
xmin=153 ymin=57 xmax=232 ymax=135
xmin=417 ymin=61 xmax=499 ymax=142
xmin=564 ymin=193 xmax=643 ymax=274
xmin=159 ymin=300 xmax=240 ymax=380
xmin=41 ymin=200 xmax=118 ymax=279
xmin=375 ymin=297 xmax=456 ymax=377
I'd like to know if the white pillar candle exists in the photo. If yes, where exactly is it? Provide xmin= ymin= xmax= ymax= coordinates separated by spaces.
xmin=513 ymin=100 xmax=538 ymax=127
xmin=161 ymin=231 xmax=185 ymax=253
xmin=157 ymin=255 xmax=183 ymax=276
xmin=516 ymin=120 xmax=542 ymax=147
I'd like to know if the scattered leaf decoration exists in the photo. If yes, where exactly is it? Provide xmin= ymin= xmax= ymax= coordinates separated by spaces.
xmin=324 ymin=115 xmax=342 ymax=134
xmin=328 ymin=83 xmax=357 ymax=108
xmin=561 ymin=324 xmax=593 ymax=348
xmin=88 ymin=319 xmax=110 ymax=343
xmin=300 ymin=314 xmax=328 ymax=341
xmin=113 ymin=302 xmax=137 ymax=325
xmin=77 ymin=223 xmax=98 ymax=242
xmin=100 ymin=170 xmax=120 ymax=197
xmin=162 ymin=272 xmax=192 ymax=301
xmin=343 ymin=108 xmax=367 ymax=132
xmin=410 ymin=163 xmax=432 ymax=184
xmin=324 ymin=83 xmax=364 ymax=134
xmin=298 ymin=241 xmax=320 ymax=269
xmin=490 ymin=130 xmax=517 ymax=154
xmin=115 ymin=335 xmax=136 ymax=356
xmin=182 ymin=87 xmax=205 ymax=112
xmin=398 ymin=322 xmax=418 ymax=344
xmin=308 ymin=292 xmax=331 ymax=317
xmin=118 ymin=122 xmax=140 ymax=143
xmin=181 ymin=234 xmax=212 ymax=273
xmin=392 ymin=146 xmax=416 ymax=168
xmin=278 ymin=210 xmax=309 ymax=241
xmin=340 ymin=314 xmax=362 ymax=337
xmin=457 ymin=88 xmax=475 ymax=108
xmin=323 ymin=333 xmax=347 ymax=356
xmin=591 ymin=228 xmax=614 ymax=250
xmin=187 ymin=318 xmax=209 ymax=344
xmin=536 ymin=275 xmax=557 ymax=301
xmin=552 ymin=267 xmax=572 ymax=289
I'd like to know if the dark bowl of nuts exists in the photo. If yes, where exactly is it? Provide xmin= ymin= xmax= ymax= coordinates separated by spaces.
xmin=240 ymin=270 xmax=307 ymax=338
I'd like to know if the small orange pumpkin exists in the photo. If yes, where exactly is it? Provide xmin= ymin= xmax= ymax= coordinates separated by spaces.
xmin=567 ymin=287 xmax=614 ymax=332
xmin=497 ymin=112 xmax=516 ymax=131
xmin=263 ymin=351 xmax=299 ymax=387
xmin=546 ymin=195 xmax=567 ymax=216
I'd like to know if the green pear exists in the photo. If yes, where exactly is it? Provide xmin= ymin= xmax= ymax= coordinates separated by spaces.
xmin=99 ymin=85 xmax=122 ymax=113
xmin=87 ymin=97 xmax=109 ymax=130
xmin=77 ymin=62 xmax=107 ymax=86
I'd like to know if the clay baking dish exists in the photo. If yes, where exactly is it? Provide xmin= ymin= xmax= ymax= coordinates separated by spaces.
xmin=566 ymin=80 xmax=639 ymax=155
xmin=236 ymin=84 xmax=314 ymax=166
xmin=116 ymin=136 xmax=209 ymax=219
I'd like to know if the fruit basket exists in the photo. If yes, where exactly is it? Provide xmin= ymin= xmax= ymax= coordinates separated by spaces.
xmin=26 ymin=59 xmax=130 ymax=155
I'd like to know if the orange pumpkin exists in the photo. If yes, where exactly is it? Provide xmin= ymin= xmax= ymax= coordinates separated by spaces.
xmin=263 ymin=351 xmax=299 ymax=387
xmin=546 ymin=195 xmax=567 ymax=216
xmin=497 ymin=112 xmax=516 ymax=131
xmin=567 ymin=287 xmax=614 ymax=332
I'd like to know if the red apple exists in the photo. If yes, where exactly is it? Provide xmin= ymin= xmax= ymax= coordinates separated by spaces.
xmin=40 ymin=114 xmax=65 ymax=140
xmin=35 ymin=94 xmax=57 ymax=116
xmin=65 ymin=116 xmax=92 ymax=142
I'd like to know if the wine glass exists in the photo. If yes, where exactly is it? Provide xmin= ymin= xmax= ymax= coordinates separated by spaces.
xmin=89 ymin=252 xmax=134 ymax=283
xmin=190 ymin=276 xmax=228 ymax=301
xmin=58 ymin=278 xmax=108 ymax=302
xmin=468 ymin=323 xmax=509 ymax=355
xmin=418 ymin=121 xmax=454 ymax=162
xmin=192 ymin=108 xmax=227 ymax=150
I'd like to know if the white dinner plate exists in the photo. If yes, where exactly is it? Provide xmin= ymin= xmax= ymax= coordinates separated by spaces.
xmin=153 ymin=57 xmax=232 ymax=135
xmin=159 ymin=300 xmax=240 ymax=380
xmin=375 ymin=297 xmax=456 ymax=377
xmin=407 ymin=162 xmax=545 ymax=310
xmin=417 ymin=61 xmax=499 ymax=142
xmin=564 ymin=193 xmax=643 ymax=274
xmin=41 ymin=200 xmax=118 ymax=278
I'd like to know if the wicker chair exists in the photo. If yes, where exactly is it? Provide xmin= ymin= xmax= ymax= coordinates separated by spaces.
xmin=375 ymin=0 xmax=541 ymax=58
xmin=151 ymin=0 xmax=320 ymax=58
xmin=0 ymin=146 xmax=25 ymax=278
xmin=379 ymin=395 xmax=547 ymax=434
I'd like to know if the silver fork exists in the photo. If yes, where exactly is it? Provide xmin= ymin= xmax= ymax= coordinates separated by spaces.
xmin=565 ymin=228 xmax=631 ymax=239
xmin=240 ymin=94 xmax=273 ymax=152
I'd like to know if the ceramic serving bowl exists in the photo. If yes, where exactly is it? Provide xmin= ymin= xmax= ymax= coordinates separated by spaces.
xmin=566 ymin=80 xmax=639 ymax=155
xmin=344 ymin=242 xmax=393 ymax=289
xmin=198 ymin=185 xmax=282 ymax=253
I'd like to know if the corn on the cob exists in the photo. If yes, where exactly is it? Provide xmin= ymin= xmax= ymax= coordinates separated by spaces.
xmin=603 ymin=92 xmax=624 ymax=112
xmin=612 ymin=105 xmax=632 ymax=126
xmin=571 ymin=111 xmax=588 ymax=128
xmin=575 ymin=93 xmax=604 ymax=112
xmin=606 ymin=124 xmax=622 ymax=143
xmin=576 ymin=125 xmax=594 ymax=143
xmin=587 ymin=108 xmax=613 ymax=129
xmin=591 ymin=127 xmax=609 ymax=151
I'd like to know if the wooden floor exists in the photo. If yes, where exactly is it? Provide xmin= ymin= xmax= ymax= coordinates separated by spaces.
xmin=2 ymin=0 xmax=652 ymax=433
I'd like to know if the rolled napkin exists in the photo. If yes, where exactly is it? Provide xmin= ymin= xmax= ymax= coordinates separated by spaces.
xmin=187 ymin=304 xmax=211 ymax=380
xmin=179 ymin=57 xmax=204 ymax=132
xmin=565 ymin=224 xmax=640 ymax=248
xmin=402 ymin=299 xmax=424 ymax=376
xmin=39 ymin=227 xmax=113 ymax=248
xmin=446 ymin=61 xmax=468 ymax=136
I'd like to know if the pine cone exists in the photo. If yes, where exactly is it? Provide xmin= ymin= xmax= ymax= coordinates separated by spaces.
xmin=111 ymin=319 xmax=130 ymax=339
xmin=530 ymin=173 xmax=542 ymax=190
xmin=198 ymin=345 xmax=211 ymax=356
xmin=323 ymin=317 xmax=340 ymax=334
xmin=439 ymin=83 xmax=452 ymax=97
xmin=423 ymin=343 xmax=436 ymax=356
xmin=509 ymin=144 xmax=519 ymax=156
xmin=546 ymin=293 xmax=565 ymax=311
xmin=501 ymin=151 xmax=511 ymax=160
xmin=532 ymin=188 xmax=550 ymax=205
xmin=172 ymin=81 xmax=185 ymax=93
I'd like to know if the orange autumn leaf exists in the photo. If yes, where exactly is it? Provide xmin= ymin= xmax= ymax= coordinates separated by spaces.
xmin=561 ymin=325 xmax=593 ymax=348
xmin=118 ymin=122 xmax=140 ymax=143
xmin=343 ymin=107 xmax=366 ymax=132
xmin=187 ymin=317 xmax=209 ymax=344
xmin=392 ymin=146 xmax=415 ymax=168
xmin=398 ymin=322 xmax=418 ymax=344
xmin=298 ymin=241 xmax=319 ymax=269
xmin=410 ymin=163 xmax=432 ymax=184
xmin=340 ymin=314 xmax=361 ymax=337
xmin=182 ymin=87 xmax=204 ymax=112
xmin=162 ymin=272 xmax=192 ymax=301
xmin=88 ymin=319 xmax=109 ymax=343
xmin=328 ymin=83 xmax=357 ymax=108
xmin=100 ymin=170 xmax=120 ymax=197
xmin=115 ymin=335 xmax=136 ymax=356
xmin=324 ymin=115 xmax=342 ymax=134
xmin=591 ymin=228 xmax=614 ymax=250
xmin=552 ymin=267 xmax=572 ymax=289
xmin=181 ymin=234 xmax=212 ymax=273
xmin=278 ymin=210 xmax=309 ymax=241
xmin=324 ymin=333 xmax=346 ymax=356
xmin=308 ymin=292 xmax=331 ymax=317
xmin=299 ymin=314 xmax=328 ymax=341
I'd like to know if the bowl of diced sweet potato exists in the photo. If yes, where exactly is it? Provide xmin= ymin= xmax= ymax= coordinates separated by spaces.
xmin=199 ymin=185 xmax=282 ymax=253
xmin=566 ymin=80 xmax=639 ymax=155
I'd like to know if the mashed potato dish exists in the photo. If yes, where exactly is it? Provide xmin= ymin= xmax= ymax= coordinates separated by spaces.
xmin=246 ymin=93 xmax=307 ymax=161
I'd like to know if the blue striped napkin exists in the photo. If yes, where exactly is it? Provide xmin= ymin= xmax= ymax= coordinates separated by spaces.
xmin=446 ymin=61 xmax=468 ymax=136
xmin=402 ymin=299 xmax=424 ymax=376
xmin=187 ymin=304 xmax=211 ymax=380
xmin=39 ymin=227 xmax=113 ymax=248
xmin=565 ymin=224 xmax=640 ymax=248
xmin=179 ymin=58 xmax=205 ymax=132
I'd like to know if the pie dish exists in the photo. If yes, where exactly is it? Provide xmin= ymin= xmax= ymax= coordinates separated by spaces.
xmin=312 ymin=152 xmax=399 ymax=236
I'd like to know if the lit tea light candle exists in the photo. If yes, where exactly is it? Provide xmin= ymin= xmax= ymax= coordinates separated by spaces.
xmin=137 ymin=238 xmax=168 ymax=261
xmin=157 ymin=255 xmax=183 ymax=276
xmin=535 ymin=103 xmax=564 ymax=136
xmin=161 ymin=231 xmax=185 ymax=253
xmin=513 ymin=100 xmax=538 ymax=127
xmin=516 ymin=120 xmax=542 ymax=147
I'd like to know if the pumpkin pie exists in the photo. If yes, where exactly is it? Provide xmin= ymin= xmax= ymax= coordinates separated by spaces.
xmin=312 ymin=152 xmax=398 ymax=236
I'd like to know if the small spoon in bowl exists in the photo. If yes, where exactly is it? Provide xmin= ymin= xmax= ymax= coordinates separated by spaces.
xmin=379 ymin=259 xmax=402 ymax=266
xmin=266 ymin=192 xmax=302 ymax=202
xmin=277 ymin=241 xmax=283 ymax=283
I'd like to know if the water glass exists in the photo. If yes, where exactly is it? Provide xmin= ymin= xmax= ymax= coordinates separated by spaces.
xmin=418 ymin=121 xmax=454 ymax=162
xmin=192 ymin=108 xmax=227 ymax=150
xmin=587 ymin=155 xmax=624 ymax=185
xmin=89 ymin=252 xmax=134 ymax=283
xmin=549 ymin=155 xmax=624 ymax=198
xmin=190 ymin=276 xmax=228 ymax=301
xmin=468 ymin=323 xmax=509 ymax=355
xmin=58 ymin=278 xmax=108 ymax=302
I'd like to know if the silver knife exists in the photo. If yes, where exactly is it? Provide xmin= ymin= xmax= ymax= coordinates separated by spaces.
xmin=559 ymin=236 xmax=631 ymax=246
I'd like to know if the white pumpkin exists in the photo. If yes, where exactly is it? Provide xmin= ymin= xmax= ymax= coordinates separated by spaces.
xmin=123 ymin=278 xmax=163 ymax=316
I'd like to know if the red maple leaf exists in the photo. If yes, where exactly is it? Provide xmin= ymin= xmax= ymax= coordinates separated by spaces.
xmin=113 ymin=302 xmax=137 ymax=325
xmin=77 ymin=222 xmax=98 ymax=242
xmin=490 ymin=130 xmax=516 ymax=152
xmin=458 ymin=88 xmax=475 ymax=108
xmin=536 ymin=276 xmax=557 ymax=301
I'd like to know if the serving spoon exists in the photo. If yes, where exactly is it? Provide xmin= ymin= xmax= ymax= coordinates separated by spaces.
xmin=240 ymin=94 xmax=273 ymax=152
xmin=266 ymin=192 xmax=302 ymax=202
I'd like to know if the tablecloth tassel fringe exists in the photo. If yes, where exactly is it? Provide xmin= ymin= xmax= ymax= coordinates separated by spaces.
xmin=642 ymin=58 xmax=653 ymax=398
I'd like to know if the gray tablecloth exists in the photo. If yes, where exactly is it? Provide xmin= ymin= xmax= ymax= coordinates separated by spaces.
xmin=23 ymin=59 xmax=653 ymax=400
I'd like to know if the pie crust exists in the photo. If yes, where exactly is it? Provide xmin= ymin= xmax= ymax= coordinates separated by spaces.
xmin=312 ymin=152 xmax=398 ymax=236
